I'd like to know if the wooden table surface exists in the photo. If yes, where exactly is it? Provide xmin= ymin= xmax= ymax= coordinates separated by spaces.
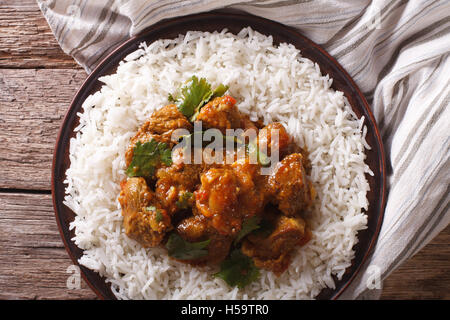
xmin=0 ymin=1 xmax=448 ymax=300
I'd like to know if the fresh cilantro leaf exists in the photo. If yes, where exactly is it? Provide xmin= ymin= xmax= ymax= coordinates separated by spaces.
xmin=234 ymin=216 xmax=261 ymax=244
xmin=169 ymin=76 xmax=229 ymax=121
xmin=158 ymin=143 xmax=173 ymax=166
xmin=166 ymin=233 xmax=210 ymax=260
xmin=212 ymin=84 xmax=229 ymax=98
xmin=189 ymin=109 xmax=202 ymax=123
xmin=214 ymin=249 xmax=260 ymax=288
xmin=126 ymin=140 xmax=172 ymax=178
xmin=176 ymin=191 xmax=194 ymax=209
xmin=173 ymin=76 xmax=212 ymax=118
xmin=190 ymin=83 xmax=229 ymax=122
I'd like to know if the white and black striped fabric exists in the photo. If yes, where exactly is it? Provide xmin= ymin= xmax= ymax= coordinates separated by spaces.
xmin=37 ymin=0 xmax=450 ymax=299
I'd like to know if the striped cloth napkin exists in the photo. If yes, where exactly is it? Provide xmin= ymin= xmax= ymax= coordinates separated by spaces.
xmin=37 ymin=0 xmax=450 ymax=299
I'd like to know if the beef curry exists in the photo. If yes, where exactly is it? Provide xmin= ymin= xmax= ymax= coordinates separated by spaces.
xmin=118 ymin=77 xmax=315 ymax=287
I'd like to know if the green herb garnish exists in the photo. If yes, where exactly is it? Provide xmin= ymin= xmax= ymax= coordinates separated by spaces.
xmin=234 ymin=216 xmax=261 ymax=245
xmin=126 ymin=140 xmax=172 ymax=178
xmin=159 ymin=145 xmax=173 ymax=166
xmin=168 ymin=93 xmax=176 ymax=102
xmin=247 ymin=140 xmax=271 ymax=167
xmin=146 ymin=206 xmax=163 ymax=222
xmin=166 ymin=233 xmax=211 ymax=260
xmin=212 ymin=83 xmax=229 ymax=98
xmin=214 ymin=249 xmax=260 ymax=288
xmin=169 ymin=76 xmax=228 ymax=121
xmin=176 ymin=191 xmax=194 ymax=209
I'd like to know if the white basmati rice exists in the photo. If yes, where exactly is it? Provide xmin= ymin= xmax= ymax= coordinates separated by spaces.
xmin=64 ymin=27 xmax=372 ymax=299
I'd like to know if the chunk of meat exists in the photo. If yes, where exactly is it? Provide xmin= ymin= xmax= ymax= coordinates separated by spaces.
xmin=125 ymin=132 xmax=173 ymax=168
xmin=240 ymin=115 xmax=259 ymax=132
xmin=192 ymin=159 xmax=268 ymax=238
xmin=195 ymin=167 xmax=241 ymax=236
xmin=257 ymin=122 xmax=291 ymax=157
xmin=155 ymin=162 xmax=202 ymax=215
xmin=241 ymin=215 xmax=311 ymax=275
xmin=119 ymin=177 xmax=152 ymax=217
xmin=142 ymin=104 xmax=193 ymax=135
xmin=267 ymin=153 xmax=315 ymax=216
xmin=231 ymin=158 xmax=267 ymax=219
xmin=196 ymin=96 xmax=241 ymax=133
xmin=177 ymin=214 xmax=208 ymax=242
xmin=205 ymin=233 xmax=233 ymax=265
xmin=118 ymin=177 xmax=172 ymax=247
xmin=284 ymin=142 xmax=312 ymax=175
xmin=240 ymin=114 xmax=260 ymax=139
xmin=176 ymin=214 xmax=233 ymax=265
xmin=125 ymin=104 xmax=192 ymax=167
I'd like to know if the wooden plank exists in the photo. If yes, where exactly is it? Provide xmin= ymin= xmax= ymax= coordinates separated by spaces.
xmin=0 ymin=193 xmax=96 ymax=299
xmin=0 ymin=0 xmax=79 ymax=69
xmin=380 ymin=225 xmax=450 ymax=300
xmin=0 ymin=68 xmax=86 ymax=190
xmin=0 ymin=192 xmax=448 ymax=299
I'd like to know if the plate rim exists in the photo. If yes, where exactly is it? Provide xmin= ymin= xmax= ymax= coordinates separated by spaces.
xmin=52 ymin=10 xmax=386 ymax=300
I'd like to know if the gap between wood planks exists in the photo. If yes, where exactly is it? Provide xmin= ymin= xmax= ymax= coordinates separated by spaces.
xmin=0 ymin=192 xmax=97 ymax=299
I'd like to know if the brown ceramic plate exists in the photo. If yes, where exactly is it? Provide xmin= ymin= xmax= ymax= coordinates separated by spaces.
xmin=52 ymin=10 xmax=386 ymax=300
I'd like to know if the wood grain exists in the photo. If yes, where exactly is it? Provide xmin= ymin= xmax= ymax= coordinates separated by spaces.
xmin=381 ymin=225 xmax=450 ymax=300
xmin=0 ymin=193 xmax=96 ymax=299
xmin=0 ymin=69 xmax=85 ymax=190
xmin=0 ymin=0 xmax=79 ymax=69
